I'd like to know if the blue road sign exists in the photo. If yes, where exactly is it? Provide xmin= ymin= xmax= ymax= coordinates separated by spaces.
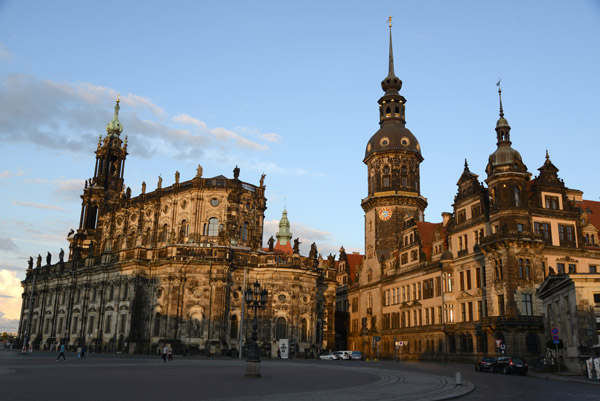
xmin=551 ymin=327 xmax=559 ymax=335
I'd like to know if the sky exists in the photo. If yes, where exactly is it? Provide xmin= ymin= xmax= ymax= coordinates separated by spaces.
xmin=0 ymin=0 xmax=599 ymax=332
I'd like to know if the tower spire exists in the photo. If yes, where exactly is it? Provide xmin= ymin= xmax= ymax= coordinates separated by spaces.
xmin=388 ymin=16 xmax=395 ymax=77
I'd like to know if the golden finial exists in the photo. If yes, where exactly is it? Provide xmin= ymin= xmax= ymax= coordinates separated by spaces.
xmin=116 ymin=93 xmax=121 ymax=104
xmin=387 ymin=16 xmax=393 ymax=28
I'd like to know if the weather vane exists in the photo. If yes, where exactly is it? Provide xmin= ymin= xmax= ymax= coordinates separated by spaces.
xmin=387 ymin=16 xmax=393 ymax=28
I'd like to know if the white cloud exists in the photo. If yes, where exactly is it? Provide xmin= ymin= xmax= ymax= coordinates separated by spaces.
xmin=0 ymin=74 xmax=276 ymax=162
xmin=0 ymin=236 xmax=17 ymax=251
xmin=0 ymin=269 xmax=23 ymax=321
xmin=12 ymin=200 xmax=71 ymax=213
xmin=0 ymin=170 xmax=10 ymax=179
xmin=0 ymin=42 xmax=12 ymax=60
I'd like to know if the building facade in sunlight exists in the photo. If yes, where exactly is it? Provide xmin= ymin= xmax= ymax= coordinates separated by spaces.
xmin=17 ymin=101 xmax=336 ymax=356
xmin=346 ymin=25 xmax=600 ymax=363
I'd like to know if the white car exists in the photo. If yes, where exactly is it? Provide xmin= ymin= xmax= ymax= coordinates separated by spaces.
xmin=333 ymin=351 xmax=350 ymax=360
xmin=319 ymin=352 xmax=339 ymax=360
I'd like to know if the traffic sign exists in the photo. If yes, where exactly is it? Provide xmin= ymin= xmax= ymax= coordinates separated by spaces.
xmin=495 ymin=339 xmax=502 ymax=347
xmin=552 ymin=335 xmax=560 ymax=344
xmin=551 ymin=327 xmax=559 ymax=335
xmin=500 ymin=344 xmax=506 ymax=350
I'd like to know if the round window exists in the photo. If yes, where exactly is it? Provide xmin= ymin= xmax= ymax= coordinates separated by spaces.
xmin=380 ymin=137 xmax=390 ymax=146
xmin=367 ymin=143 xmax=372 ymax=152
xmin=211 ymin=198 xmax=219 ymax=207
xmin=401 ymin=137 xmax=410 ymax=146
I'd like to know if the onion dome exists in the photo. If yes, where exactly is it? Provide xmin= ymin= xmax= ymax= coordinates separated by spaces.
xmin=106 ymin=98 xmax=123 ymax=136
xmin=486 ymin=85 xmax=527 ymax=175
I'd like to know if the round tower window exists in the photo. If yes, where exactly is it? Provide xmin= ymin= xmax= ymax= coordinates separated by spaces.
xmin=380 ymin=137 xmax=390 ymax=146
xmin=211 ymin=198 xmax=219 ymax=207
xmin=401 ymin=137 xmax=410 ymax=146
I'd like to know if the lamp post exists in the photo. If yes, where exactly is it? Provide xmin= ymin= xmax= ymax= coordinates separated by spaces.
xmin=244 ymin=280 xmax=267 ymax=377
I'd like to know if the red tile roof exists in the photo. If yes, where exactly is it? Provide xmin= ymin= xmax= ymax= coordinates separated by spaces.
xmin=580 ymin=199 xmax=600 ymax=231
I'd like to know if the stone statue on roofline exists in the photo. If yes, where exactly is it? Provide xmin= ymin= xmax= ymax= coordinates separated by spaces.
xmin=293 ymin=238 xmax=301 ymax=254
xmin=268 ymin=236 xmax=275 ymax=252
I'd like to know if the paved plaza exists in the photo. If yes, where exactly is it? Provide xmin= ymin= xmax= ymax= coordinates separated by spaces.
xmin=0 ymin=350 xmax=473 ymax=401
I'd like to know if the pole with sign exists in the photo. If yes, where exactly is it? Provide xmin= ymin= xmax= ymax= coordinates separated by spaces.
xmin=551 ymin=327 xmax=560 ymax=372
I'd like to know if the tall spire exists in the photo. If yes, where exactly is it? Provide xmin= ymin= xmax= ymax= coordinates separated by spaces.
xmin=381 ymin=17 xmax=402 ymax=96
xmin=495 ymin=80 xmax=511 ymax=143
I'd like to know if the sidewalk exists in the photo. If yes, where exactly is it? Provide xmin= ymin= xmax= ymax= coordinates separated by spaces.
xmin=528 ymin=368 xmax=600 ymax=385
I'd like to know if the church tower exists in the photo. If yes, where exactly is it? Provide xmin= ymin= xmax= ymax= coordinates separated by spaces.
xmin=361 ymin=20 xmax=427 ymax=281
xmin=69 ymin=99 xmax=128 ymax=260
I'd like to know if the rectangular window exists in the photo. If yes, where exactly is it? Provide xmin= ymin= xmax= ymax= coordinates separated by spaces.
xmin=568 ymin=264 xmax=576 ymax=273
xmin=471 ymin=204 xmax=481 ymax=218
xmin=435 ymin=277 xmax=441 ymax=297
xmin=498 ymin=295 xmax=505 ymax=316
xmin=475 ymin=268 xmax=481 ymax=288
xmin=468 ymin=302 xmax=473 ymax=321
xmin=477 ymin=300 xmax=483 ymax=320
xmin=590 ymin=265 xmax=597 ymax=274
xmin=557 ymin=263 xmax=565 ymax=274
xmin=460 ymin=271 xmax=465 ymax=291
xmin=72 ymin=316 xmax=78 ymax=334
xmin=58 ymin=317 xmax=63 ymax=333
xmin=461 ymin=303 xmax=466 ymax=322
xmin=522 ymin=294 xmax=533 ymax=316
xmin=383 ymin=177 xmax=390 ymax=187
xmin=88 ymin=316 xmax=95 ymax=334
xmin=545 ymin=195 xmax=559 ymax=209
xmin=105 ymin=315 xmax=112 ymax=333
xmin=457 ymin=209 xmax=466 ymax=224
xmin=466 ymin=270 xmax=472 ymax=290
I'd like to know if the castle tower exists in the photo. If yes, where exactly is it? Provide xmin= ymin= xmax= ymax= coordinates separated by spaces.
xmin=361 ymin=20 xmax=427 ymax=280
xmin=69 ymin=99 xmax=128 ymax=260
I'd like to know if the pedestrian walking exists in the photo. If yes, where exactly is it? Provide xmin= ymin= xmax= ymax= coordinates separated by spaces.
xmin=167 ymin=348 xmax=173 ymax=362
xmin=56 ymin=344 xmax=66 ymax=361
xmin=81 ymin=345 xmax=86 ymax=359
xmin=162 ymin=345 xmax=168 ymax=363
xmin=28 ymin=342 xmax=33 ymax=353
xmin=77 ymin=346 xmax=82 ymax=359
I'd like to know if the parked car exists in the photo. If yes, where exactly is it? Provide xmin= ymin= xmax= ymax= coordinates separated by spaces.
xmin=319 ymin=352 xmax=339 ymax=360
xmin=350 ymin=351 xmax=364 ymax=360
xmin=475 ymin=357 xmax=497 ymax=372
xmin=333 ymin=351 xmax=350 ymax=360
xmin=492 ymin=356 xmax=528 ymax=375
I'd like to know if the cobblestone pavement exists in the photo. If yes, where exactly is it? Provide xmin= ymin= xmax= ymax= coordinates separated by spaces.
xmin=0 ymin=351 xmax=473 ymax=401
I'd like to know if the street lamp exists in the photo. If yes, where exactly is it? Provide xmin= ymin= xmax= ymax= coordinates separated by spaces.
xmin=244 ymin=280 xmax=267 ymax=377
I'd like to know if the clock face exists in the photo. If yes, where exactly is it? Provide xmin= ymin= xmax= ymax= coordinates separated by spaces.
xmin=379 ymin=207 xmax=392 ymax=221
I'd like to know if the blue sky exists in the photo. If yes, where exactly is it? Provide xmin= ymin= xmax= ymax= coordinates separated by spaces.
xmin=0 ymin=0 xmax=599 ymax=331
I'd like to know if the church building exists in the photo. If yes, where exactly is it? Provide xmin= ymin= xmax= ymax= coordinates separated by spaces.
xmin=17 ymin=100 xmax=337 ymax=357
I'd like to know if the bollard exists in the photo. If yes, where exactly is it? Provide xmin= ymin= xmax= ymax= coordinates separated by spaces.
xmin=455 ymin=372 xmax=463 ymax=385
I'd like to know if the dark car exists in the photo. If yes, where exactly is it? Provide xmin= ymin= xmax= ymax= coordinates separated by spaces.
xmin=492 ymin=356 xmax=528 ymax=375
xmin=475 ymin=357 xmax=497 ymax=372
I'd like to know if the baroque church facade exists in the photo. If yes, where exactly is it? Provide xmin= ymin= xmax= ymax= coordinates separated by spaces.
xmin=346 ymin=25 xmax=600 ymax=364
xmin=17 ymin=100 xmax=336 ymax=357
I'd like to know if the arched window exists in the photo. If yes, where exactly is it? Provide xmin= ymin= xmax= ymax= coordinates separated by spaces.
xmin=275 ymin=317 xmax=287 ymax=339
xmin=241 ymin=222 xmax=248 ymax=241
xmin=180 ymin=219 xmax=189 ymax=240
xmin=385 ymin=106 xmax=391 ymax=116
xmin=525 ymin=259 xmax=531 ymax=279
xmin=230 ymin=315 xmax=238 ymax=339
xmin=514 ymin=186 xmax=521 ymax=207
xmin=207 ymin=218 xmax=219 ymax=236
xmin=153 ymin=312 xmax=161 ymax=337
xmin=394 ymin=106 xmax=400 ymax=115
xmin=301 ymin=318 xmax=308 ymax=342
xmin=161 ymin=224 xmax=168 ymax=242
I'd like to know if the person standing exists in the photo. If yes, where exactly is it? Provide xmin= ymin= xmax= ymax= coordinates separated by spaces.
xmin=77 ymin=346 xmax=82 ymax=359
xmin=81 ymin=345 xmax=86 ymax=359
xmin=167 ymin=347 xmax=173 ymax=362
xmin=56 ymin=344 xmax=66 ymax=361
xmin=162 ymin=345 xmax=168 ymax=363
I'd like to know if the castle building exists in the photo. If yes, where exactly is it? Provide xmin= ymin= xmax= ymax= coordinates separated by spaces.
xmin=17 ymin=101 xmax=336 ymax=357
xmin=346 ymin=24 xmax=600 ymax=363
